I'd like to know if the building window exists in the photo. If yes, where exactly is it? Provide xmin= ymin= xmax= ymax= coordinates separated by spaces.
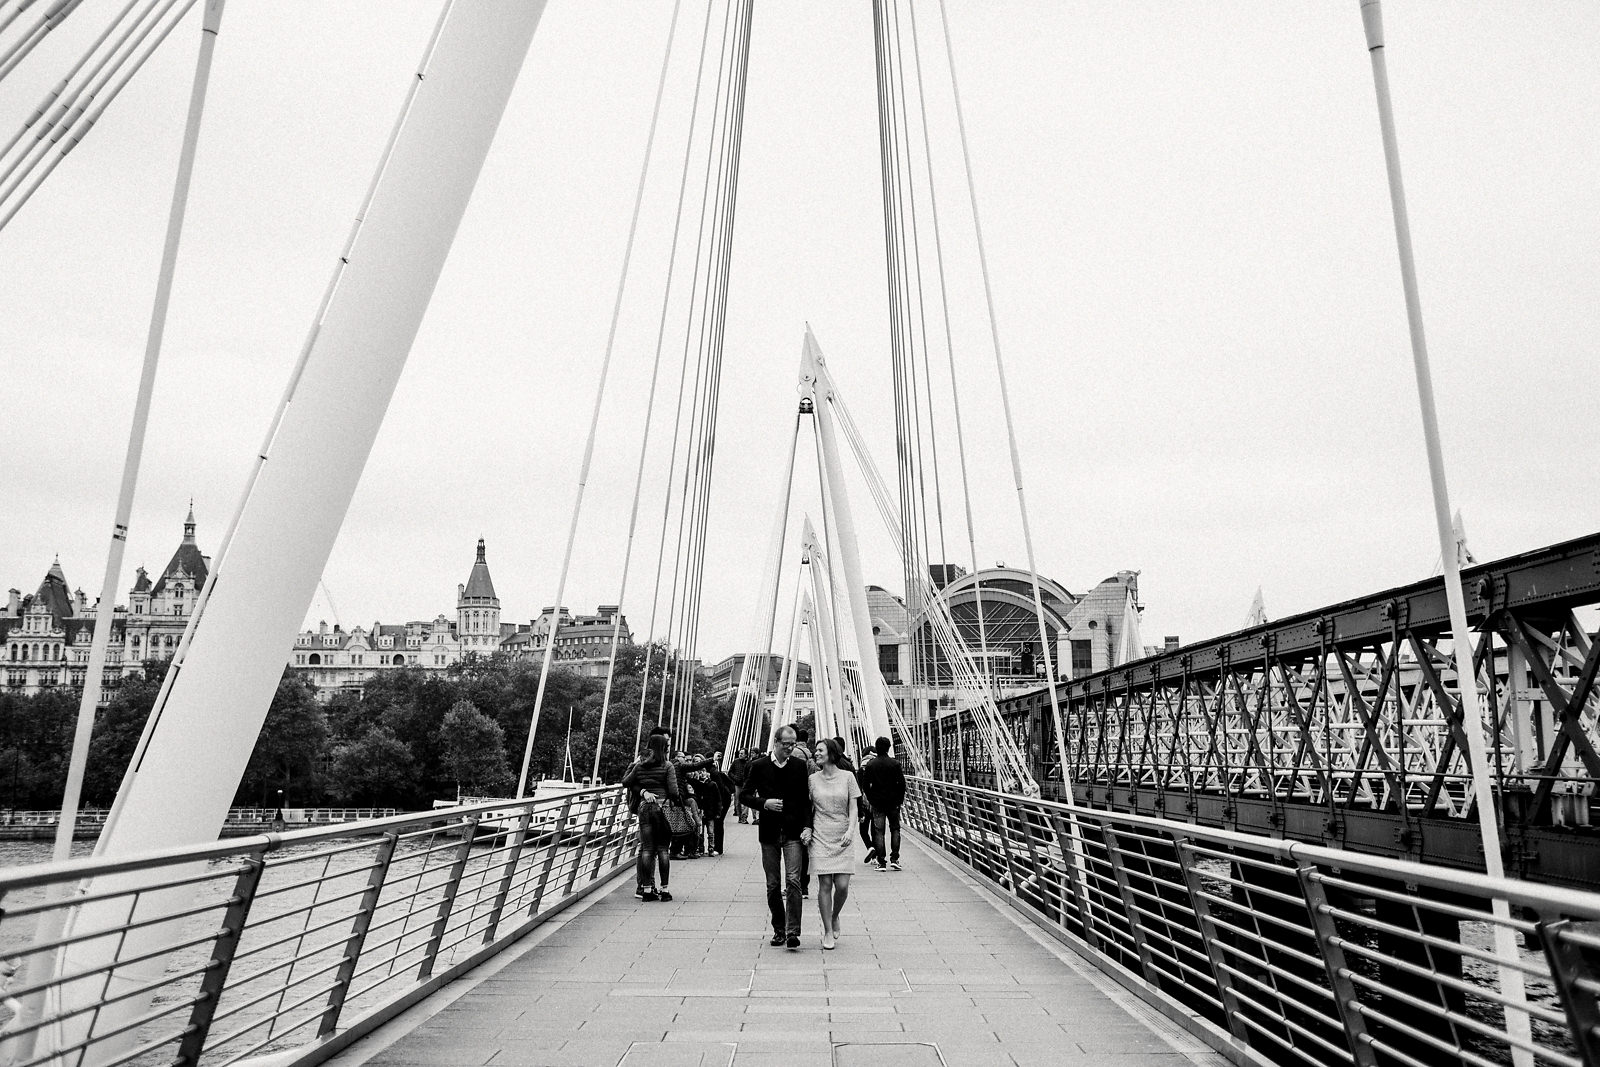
xmin=1071 ymin=640 xmax=1092 ymax=674
xmin=308 ymin=653 xmax=321 ymax=665
xmin=878 ymin=644 xmax=899 ymax=684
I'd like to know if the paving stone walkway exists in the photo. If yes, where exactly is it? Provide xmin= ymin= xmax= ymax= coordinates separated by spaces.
xmin=335 ymin=822 xmax=1226 ymax=1067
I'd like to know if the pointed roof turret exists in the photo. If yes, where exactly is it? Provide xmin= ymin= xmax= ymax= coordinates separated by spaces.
xmin=460 ymin=538 xmax=498 ymax=604
xmin=132 ymin=566 xmax=151 ymax=594
xmin=32 ymin=557 xmax=75 ymax=623
xmin=150 ymin=509 xmax=209 ymax=597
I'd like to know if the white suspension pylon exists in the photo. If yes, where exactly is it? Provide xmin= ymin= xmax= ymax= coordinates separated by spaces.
xmin=55 ymin=7 xmax=550 ymax=1063
xmin=801 ymin=327 xmax=893 ymax=748
xmin=1356 ymin=1 xmax=1530 ymax=1058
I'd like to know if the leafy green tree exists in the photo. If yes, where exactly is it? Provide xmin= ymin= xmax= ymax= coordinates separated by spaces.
xmin=330 ymin=725 xmax=416 ymax=807
xmin=237 ymin=672 xmax=330 ymax=807
xmin=437 ymin=700 xmax=511 ymax=797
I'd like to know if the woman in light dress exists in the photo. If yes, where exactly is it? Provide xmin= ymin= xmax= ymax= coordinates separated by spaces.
xmin=808 ymin=738 xmax=863 ymax=950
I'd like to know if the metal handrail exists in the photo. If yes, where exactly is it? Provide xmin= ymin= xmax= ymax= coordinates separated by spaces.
xmin=904 ymin=775 xmax=1600 ymax=1067
xmin=0 ymin=786 xmax=634 ymax=1067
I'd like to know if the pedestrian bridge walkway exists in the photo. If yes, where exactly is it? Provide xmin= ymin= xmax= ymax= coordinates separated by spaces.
xmin=3 ymin=780 xmax=1596 ymax=1067
xmin=332 ymin=821 xmax=1221 ymax=1067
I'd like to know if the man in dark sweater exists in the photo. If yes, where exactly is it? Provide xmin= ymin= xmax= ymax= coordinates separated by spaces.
xmin=859 ymin=736 xmax=906 ymax=871
xmin=739 ymin=724 xmax=814 ymax=947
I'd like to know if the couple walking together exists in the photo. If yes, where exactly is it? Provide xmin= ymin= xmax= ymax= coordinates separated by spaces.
xmin=740 ymin=725 xmax=902 ymax=950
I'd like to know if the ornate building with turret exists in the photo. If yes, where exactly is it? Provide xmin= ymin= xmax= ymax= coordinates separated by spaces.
xmin=5 ymin=523 xmax=634 ymax=704
xmin=2 ymin=507 xmax=212 ymax=701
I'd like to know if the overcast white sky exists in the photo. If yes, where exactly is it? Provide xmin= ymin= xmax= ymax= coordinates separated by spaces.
xmin=2 ymin=2 xmax=1596 ymax=664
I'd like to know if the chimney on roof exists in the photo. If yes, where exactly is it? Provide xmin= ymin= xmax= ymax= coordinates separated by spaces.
xmin=6 ymin=589 xmax=18 ymax=616
xmin=1164 ymin=636 xmax=1180 ymax=653
xmin=319 ymin=620 xmax=328 ymax=634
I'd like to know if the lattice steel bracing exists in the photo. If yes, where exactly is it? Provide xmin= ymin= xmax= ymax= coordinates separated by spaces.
xmin=935 ymin=533 xmax=1600 ymax=887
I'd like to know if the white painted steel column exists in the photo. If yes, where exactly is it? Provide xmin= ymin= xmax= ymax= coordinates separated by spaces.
xmin=802 ymin=328 xmax=893 ymax=747
xmin=802 ymin=519 xmax=848 ymax=749
xmin=56 ymin=5 xmax=548 ymax=1062
xmin=1357 ymin=2 xmax=1530 ymax=1060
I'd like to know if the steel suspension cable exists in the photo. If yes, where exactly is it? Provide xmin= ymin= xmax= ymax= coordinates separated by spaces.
xmin=936 ymin=0 xmax=1073 ymax=799
xmin=585 ymin=0 xmax=685 ymax=785
xmin=903 ymin=0 xmax=991 ymax=694
xmin=515 ymin=0 xmax=685 ymax=797
xmin=651 ymin=0 xmax=741 ymax=743
xmin=633 ymin=0 xmax=724 ymax=754
xmin=0 ymin=0 xmax=200 ymax=234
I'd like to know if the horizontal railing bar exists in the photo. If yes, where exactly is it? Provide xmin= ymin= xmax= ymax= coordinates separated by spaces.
xmin=0 ymin=954 xmax=215 ymax=1041
xmin=206 ymin=955 xmax=349 ymax=1028
xmin=0 ymin=791 xmax=616 ymax=892
xmin=1223 ymin=981 xmax=1352 ymax=1065
xmin=241 ymin=882 xmax=376 ymax=928
xmin=1308 ymin=874 xmax=1539 ymax=930
xmin=1213 ymin=947 xmax=1338 ymax=1003
xmin=1317 ymin=903 xmax=1550 ymax=978
xmin=1 ymin=863 xmax=251 ymax=920
xmin=205 ymin=976 xmax=344 ymax=1055
xmin=1335 ymin=941 xmax=1567 ymax=1024
xmin=1349 ymin=999 xmax=1573 ymax=1067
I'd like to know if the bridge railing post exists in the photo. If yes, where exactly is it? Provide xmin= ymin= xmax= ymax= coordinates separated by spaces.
xmin=1046 ymin=808 xmax=1097 ymax=952
xmin=319 ymin=831 xmax=399 ymax=1037
xmin=175 ymin=852 xmax=266 ymax=1067
xmin=418 ymin=817 xmax=478 ymax=980
xmin=1296 ymin=861 xmax=1378 ymax=1067
xmin=530 ymin=797 xmax=574 ymax=914
xmin=1174 ymin=837 xmax=1251 ymax=1047
xmin=481 ymin=813 xmax=532 ymax=945
xmin=565 ymin=793 xmax=602 ymax=895
xmin=1101 ymin=827 xmax=1161 ymax=987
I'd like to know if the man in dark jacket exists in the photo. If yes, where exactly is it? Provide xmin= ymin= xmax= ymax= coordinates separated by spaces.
xmin=859 ymin=736 xmax=906 ymax=871
xmin=729 ymin=750 xmax=753 ymax=823
xmin=739 ymin=724 xmax=814 ymax=948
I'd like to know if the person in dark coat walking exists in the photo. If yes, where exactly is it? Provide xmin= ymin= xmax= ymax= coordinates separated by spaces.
xmin=739 ymin=725 xmax=814 ymax=948
xmin=859 ymin=736 xmax=906 ymax=871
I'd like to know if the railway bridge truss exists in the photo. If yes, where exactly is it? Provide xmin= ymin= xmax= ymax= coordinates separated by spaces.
xmin=919 ymin=532 xmax=1600 ymax=888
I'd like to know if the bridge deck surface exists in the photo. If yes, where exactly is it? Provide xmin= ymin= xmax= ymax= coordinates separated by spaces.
xmin=334 ymin=823 xmax=1224 ymax=1067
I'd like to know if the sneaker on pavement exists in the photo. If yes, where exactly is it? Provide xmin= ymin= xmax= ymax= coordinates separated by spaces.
xmin=786 ymin=934 xmax=801 ymax=949
xmin=876 ymin=864 xmax=887 ymax=872
xmin=641 ymin=888 xmax=660 ymax=901
xmin=770 ymin=933 xmax=786 ymax=946
xmin=889 ymin=862 xmax=903 ymax=871
xmin=657 ymin=889 xmax=673 ymax=902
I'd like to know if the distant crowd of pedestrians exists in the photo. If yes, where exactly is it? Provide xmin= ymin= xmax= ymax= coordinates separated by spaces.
xmin=622 ymin=722 xmax=907 ymax=952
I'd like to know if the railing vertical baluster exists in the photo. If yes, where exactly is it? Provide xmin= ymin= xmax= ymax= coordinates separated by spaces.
xmin=1538 ymin=919 xmax=1600 ymax=1067
xmin=417 ymin=817 xmax=479 ymax=980
xmin=1174 ymin=838 xmax=1251 ymax=1046
xmin=1046 ymin=808 xmax=1097 ymax=952
xmin=1010 ymin=795 xmax=1058 ymax=921
xmin=1296 ymin=862 xmax=1377 ymax=1067
xmin=530 ymin=797 xmax=574 ymax=914
xmin=1101 ymin=827 xmax=1160 ymax=986
xmin=482 ymin=813 xmax=532 ymax=944
xmin=175 ymin=854 xmax=266 ymax=1067
xmin=593 ymin=790 xmax=625 ymax=878
xmin=319 ymin=832 xmax=399 ymax=1037
xmin=565 ymin=793 xmax=603 ymax=894
xmin=989 ymin=794 xmax=1023 ymax=893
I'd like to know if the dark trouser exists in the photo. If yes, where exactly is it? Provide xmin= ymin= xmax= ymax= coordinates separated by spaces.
xmin=735 ymin=788 xmax=749 ymax=822
xmin=800 ymin=839 xmax=809 ymax=892
xmin=871 ymin=806 xmax=902 ymax=866
xmin=707 ymin=814 xmax=725 ymax=854
xmin=636 ymin=811 xmax=670 ymax=889
xmin=859 ymin=810 xmax=874 ymax=852
xmin=760 ymin=838 xmax=805 ymax=936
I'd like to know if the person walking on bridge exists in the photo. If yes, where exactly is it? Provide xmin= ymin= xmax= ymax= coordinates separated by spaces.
xmin=860 ymin=736 xmax=906 ymax=871
xmin=622 ymin=733 xmax=679 ymax=901
xmin=809 ymin=738 xmax=863 ymax=950
xmin=740 ymin=724 xmax=813 ymax=948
